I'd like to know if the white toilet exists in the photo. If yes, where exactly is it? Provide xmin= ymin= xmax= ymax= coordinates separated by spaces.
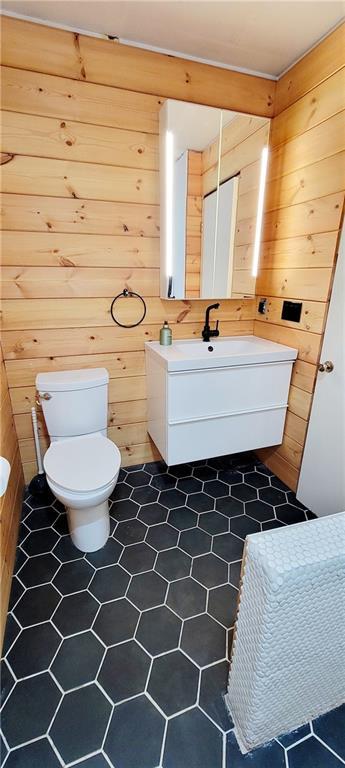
xmin=36 ymin=368 xmax=121 ymax=553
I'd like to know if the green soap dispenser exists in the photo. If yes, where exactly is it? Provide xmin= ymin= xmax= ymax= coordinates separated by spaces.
xmin=160 ymin=320 xmax=172 ymax=346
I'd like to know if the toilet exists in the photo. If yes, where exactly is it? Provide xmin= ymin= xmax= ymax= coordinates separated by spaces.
xmin=36 ymin=368 xmax=121 ymax=553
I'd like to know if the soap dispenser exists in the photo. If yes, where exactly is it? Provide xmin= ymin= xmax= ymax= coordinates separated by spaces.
xmin=160 ymin=321 xmax=172 ymax=346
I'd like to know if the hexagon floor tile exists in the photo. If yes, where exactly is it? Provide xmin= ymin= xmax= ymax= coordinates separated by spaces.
xmin=1 ymin=454 xmax=332 ymax=768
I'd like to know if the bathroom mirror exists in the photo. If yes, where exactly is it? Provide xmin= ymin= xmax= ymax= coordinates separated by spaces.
xmin=159 ymin=99 xmax=270 ymax=300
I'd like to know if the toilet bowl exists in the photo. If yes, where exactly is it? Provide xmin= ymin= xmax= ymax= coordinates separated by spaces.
xmin=44 ymin=432 xmax=121 ymax=552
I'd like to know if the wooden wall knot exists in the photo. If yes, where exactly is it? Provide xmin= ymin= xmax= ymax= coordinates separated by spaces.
xmin=1 ymin=153 xmax=14 ymax=165
xmin=73 ymin=33 xmax=87 ymax=80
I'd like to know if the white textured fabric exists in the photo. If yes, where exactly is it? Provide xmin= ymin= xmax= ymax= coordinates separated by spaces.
xmin=226 ymin=512 xmax=345 ymax=752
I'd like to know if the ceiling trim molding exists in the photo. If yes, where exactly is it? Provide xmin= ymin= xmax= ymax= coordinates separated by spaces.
xmin=0 ymin=9 xmax=278 ymax=81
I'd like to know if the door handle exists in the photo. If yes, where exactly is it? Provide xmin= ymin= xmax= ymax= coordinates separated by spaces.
xmin=318 ymin=360 xmax=334 ymax=373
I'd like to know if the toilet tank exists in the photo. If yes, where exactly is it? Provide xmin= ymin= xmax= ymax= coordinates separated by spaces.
xmin=36 ymin=368 xmax=109 ymax=441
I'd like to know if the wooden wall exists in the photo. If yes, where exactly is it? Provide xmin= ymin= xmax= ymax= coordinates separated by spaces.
xmin=255 ymin=24 xmax=345 ymax=491
xmin=0 ymin=343 xmax=24 ymax=647
xmin=185 ymin=150 xmax=202 ymax=297
xmin=0 ymin=16 xmax=277 ymax=482
xmin=1 ymin=15 xmax=344 ymax=496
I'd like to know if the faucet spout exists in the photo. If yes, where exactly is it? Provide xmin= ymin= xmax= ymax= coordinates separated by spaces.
xmin=202 ymin=303 xmax=220 ymax=342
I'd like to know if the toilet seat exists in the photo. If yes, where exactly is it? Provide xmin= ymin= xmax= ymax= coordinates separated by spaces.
xmin=44 ymin=433 xmax=121 ymax=493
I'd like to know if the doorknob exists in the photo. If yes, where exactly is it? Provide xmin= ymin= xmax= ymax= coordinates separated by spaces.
xmin=318 ymin=360 xmax=334 ymax=373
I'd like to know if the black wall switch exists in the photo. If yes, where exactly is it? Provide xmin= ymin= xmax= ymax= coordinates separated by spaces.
xmin=281 ymin=300 xmax=302 ymax=322
xmin=258 ymin=298 xmax=267 ymax=314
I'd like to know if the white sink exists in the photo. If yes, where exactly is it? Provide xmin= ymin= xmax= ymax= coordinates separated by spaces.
xmin=146 ymin=335 xmax=297 ymax=371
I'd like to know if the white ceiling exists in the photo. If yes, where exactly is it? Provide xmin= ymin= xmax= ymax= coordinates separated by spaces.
xmin=2 ymin=0 xmax=344 ymax=77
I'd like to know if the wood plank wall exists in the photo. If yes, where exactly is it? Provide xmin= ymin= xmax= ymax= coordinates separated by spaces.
xmin=0 ymin=343 xmax=24 ymax=647
xmin=1 ymin=16 xmax=344 ymax=498
xmin=185 ymin=151 xmax=202 ymax=297
xmin=255 ymin=24 xmax=345 ymax=491
xmin=1 ymin=16 xmax=277 ymax=483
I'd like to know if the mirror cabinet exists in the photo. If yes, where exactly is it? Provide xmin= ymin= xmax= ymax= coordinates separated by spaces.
xmin=160 ymin=99 xmax=270 ymax=300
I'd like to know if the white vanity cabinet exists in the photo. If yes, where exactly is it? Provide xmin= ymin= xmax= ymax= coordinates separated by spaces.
xmin=145 ymin=336 xmax=297 ymax=466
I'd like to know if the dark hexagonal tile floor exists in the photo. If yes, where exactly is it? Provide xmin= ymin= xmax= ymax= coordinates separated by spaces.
xmin=155 ymin=546 xmax=191 ymax=580
xmin=127 ymin=569 xmax=167 ymax=610
xmin=181 ymin=613 xmax=226 ymax=667
xmin=93 ymin=598 xmax=139 ymax=646
xmin=21 ymin=528 xmax=59 ymax=557
xmin=2 ymin=672 xmax=61 ymax=748
xmin=49 ymin=684 xmax=111 ymax=764
xmin=136 ymin=605 xmax=181 ymax=656
xmin=199 ymin=510 xmax=229 ymax=535
xmin=14 ymin=584 xmax=61 ymax=627
xmin=168 ymin=506 xmax=197 ymax=529
xmin=18 ymin=553 xmax=60 ymax=588
xmin=230 ymin=514 xmax=261 ymax=539
xmin=231 ymin=484 xmax=257 ymax=503
xmin=200 ymin=659 xmax=232 ymax=731
xmin=89 ymin=563 xmax=130 ymax=602
xmin=167 ymin=575 xmax=207 ymax=619
xmin=85 ymin=537 xmax=123 ymax=567
xmin=148 ymin=649 xmax=199 ymax=715
xmin=98 ymin=639 xmax=150 ymax=703
xmin=138 ymin=502 xmax=168 ymax=525
xmin=160 ymin=488 xmax=187 ymax=509
xmin=131 ymin=484 xmax=159 ymax=505
xmin=192 ymin=552 xmax=228 ymax=588
xmin=164 ymin=706 xmax=223 ymax=768
xmin=104 ymin=694 xmax=165 ymax=768
xmin=52 ymin=590 xmax=99 ymax=636
xmin=179 ymin=526 xmax=212 ymax=556
xmin=145 ymin=522 xmax=179 ymax=550
xmin=51 ymin=631 xmax=104 ymax=690
xmin=3 ymin=738 xmax=61 ymax=768
xmin=188 ymin=492 xmax=214 ymax=513
xmin=120 ymin=540 xmax=156 ymax=574
xmin=114 ymin=518 xmax=147 ymax=545
xmin=212 ymin=532 xmax=244 ymax=563
xmin=7 ymin=623 xmax=61 ymax=679
xmin=110 ymin=498 xmax=139 ymax=522
xmin=1 ymin=454 xmax=323 ymax=768
xmin=52 ymin=558 xmax=94 ymax=594
xmin=245 ymin=499 xmax=275 ymax=522
xmin=276 ymin=503 xmax=306 ymax=524
xmin=259 ymin=486 xmax=287 ymax=506
xmin=208 ymin=584 xmax=238 ymax=628
xmin=216 ymin=496 xmax=244 ymax=518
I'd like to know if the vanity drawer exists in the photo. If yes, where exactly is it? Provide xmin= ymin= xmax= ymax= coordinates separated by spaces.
xmin=168 ymin=361 xmax=292 ymax=422
xmin=166 ymin=407 xmax=286 ymax=465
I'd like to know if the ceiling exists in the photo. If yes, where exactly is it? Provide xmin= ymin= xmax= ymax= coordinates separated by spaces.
xmin=2 ymin=0 xmax=344 ymax=77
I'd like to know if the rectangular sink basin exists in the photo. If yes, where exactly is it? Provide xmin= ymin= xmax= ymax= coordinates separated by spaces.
xmin=145 ymin=335 xmax=297 ymax=371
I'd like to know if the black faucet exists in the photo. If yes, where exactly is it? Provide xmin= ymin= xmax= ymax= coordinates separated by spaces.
xmin=202 ymin=303 xmax=220 ymax=342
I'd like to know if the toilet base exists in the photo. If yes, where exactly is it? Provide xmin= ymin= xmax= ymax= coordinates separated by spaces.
xmin=67 ymin=500 xmax=110 ymax=552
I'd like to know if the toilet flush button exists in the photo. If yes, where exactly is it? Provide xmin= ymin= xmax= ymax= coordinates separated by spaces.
xmin=40 ymin=392 xmax=52 ymax=400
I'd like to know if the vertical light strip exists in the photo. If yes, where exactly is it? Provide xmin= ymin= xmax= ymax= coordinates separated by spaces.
xmin=252 ymin=146 xmax=269 ymax=277
xmin=165 ymin=129 xmax=174 ymax=285
xmin=212 ymin=110 xmax=223 ymax=296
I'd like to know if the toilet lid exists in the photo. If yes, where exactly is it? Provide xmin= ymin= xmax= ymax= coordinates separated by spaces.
xmin=44 ymin=434 xmax=121 ymax=492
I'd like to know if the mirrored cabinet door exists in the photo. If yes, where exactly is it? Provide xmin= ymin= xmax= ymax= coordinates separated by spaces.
xmin=159 ymin=99 xmax=270 ymax=300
